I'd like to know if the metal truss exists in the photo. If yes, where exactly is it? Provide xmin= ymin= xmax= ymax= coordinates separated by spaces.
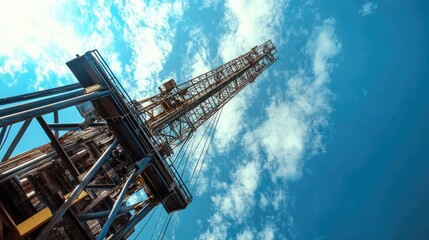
xmin=138 ymin=40 xmax=278 ymax=150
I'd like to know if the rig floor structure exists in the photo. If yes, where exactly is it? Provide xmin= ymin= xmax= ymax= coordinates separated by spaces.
xmin=0 ymin=40 xmax=277 ymax=239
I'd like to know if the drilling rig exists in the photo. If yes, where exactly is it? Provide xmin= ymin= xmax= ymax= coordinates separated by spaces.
xmin=0 ymin=40 xmax=277 ymax=239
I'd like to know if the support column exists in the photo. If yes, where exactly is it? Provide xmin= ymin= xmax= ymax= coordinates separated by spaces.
xmin=35 ymin=139 xmax=119 ymax=240
xmin=109 ymin=200 xmax=157 ymax=240
xmin=1 ymin=118 xmax=32 ymax=162
xmin=96 ymin=157 xmax=152 ymax=240
xmin=36 ymin=116 xmax=80 ymax=181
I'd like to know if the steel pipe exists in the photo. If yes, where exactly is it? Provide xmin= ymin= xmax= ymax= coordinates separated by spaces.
xmin=0 ymin=83 xmax=81 ymax=106
xmin=96 ymin=157 xmax=152 ymax=240
xmin=109 ymin=200 xmax=157 ymax=240
xmin=0 ymin=90 xmax=111 ymax=128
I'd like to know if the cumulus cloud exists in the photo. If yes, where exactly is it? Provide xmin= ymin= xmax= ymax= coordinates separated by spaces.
xmin=359 ymin=2 xmax=378 ymax=16
xmin=201 ymin=160 xmax=261 ymax=239
xmin=219 ymin=0 xmax=287 ymax=61
xmin=0 ymin=0 xmax=185 ymax=96
xmin=214 ymin=0 xmax=288 ymax=152
xmin=214 ymin=86 xmax=256 ymax=152
xmin=199 ymin=0 xmax=221 ymax=9
xmin=260 ymin=193 xmax=269 ymax=210
xmin=200 ymin=18 xmax=341 ymax=239
xmin=258 ymin=224 xmax=276 ymax=240
xmin=215 ymin=160 xmax=260 ymax=221
xmin=0 ymin=0 xmax=126 ymax=90
xmin=246 ymin=19 xmax=340 ymax=182
xmin=237 ymin=229 xmax=254 ymax=240
xmin=0 ymin=0 xmax=82 ymax=88
xmin=117 ymin=0 xmax=185 ymax=98
xmin=198 ymin=212 xmax=230 ymax=240
xmin=182 ymin=26 xmax=212 ymax=80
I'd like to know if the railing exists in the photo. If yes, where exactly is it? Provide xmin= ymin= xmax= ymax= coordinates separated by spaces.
xmin=87 ymin=50 xmax=192 ymax=202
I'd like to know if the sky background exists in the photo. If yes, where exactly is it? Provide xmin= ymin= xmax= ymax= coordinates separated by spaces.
xmin=0 ymin=0 xmax=428 ymax=239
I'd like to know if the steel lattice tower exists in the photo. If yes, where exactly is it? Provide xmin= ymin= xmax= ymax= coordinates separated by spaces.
xmin=0 ymin=40 xmax=277 ymax=239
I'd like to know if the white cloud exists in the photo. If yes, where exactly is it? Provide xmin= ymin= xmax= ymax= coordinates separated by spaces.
xmin=258 ymin=190 xmax=286 ymax=211
xmin=258 ymin=224 xmax=275 ymax=240
xmin=213 ymin=0 xmax=288 ymax=152
xmin=219 ymin=0 xmax=288 ymax=61
xmin=0 ymin=0 xmax=125 ymax=89
xmin=198 ymin=213 xmax=230 ymax=240
xmin=272 ymin=190 xmax=286 ymax=210
xmin=214 ymin=86 xmax=256 ymax=152
xmin=117 ymin=0 xmax=185 ymax=98
xmin=201 ymin=160 xmax=261 ymax=238
xmin=0 ymin=0 xmax=185 ymax=95
xmin=247 ymin=19 xmax=340 ymax=182
xmin=0 ymin=0 xmax=82 ymax=88
xmin=218 ymin=160 xmax=260 ymax=220
xmin=237 ymin=229 xmax=254 ymax=240
xmin=200 ymin=18 xmax=340 ymax=239
xmin=359 ymin=2 xmax=378 ymax=16
xmin=199 ymin=0 xmax=221 ymax=9
xmin=260 ymin=193 xmax=269 ymax=210
xmin=0 ymin=52 xmax=26 ymax=79
xmin=182 ymin=26 xmax=212 ymax=80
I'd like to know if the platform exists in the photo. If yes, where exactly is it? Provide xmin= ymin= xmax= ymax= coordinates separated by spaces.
xmin=66 ymin=50 xmax=191 ymax=213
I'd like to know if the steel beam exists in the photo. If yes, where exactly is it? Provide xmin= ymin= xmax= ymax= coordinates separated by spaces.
xmin=54 ymin=111 xmax=59 ymax=138
xmin=0 ymin=127 xmax=7 ymax=146
xmin=85 ymin=183 xmax=117 ymax=191
xmin=36 ymin=116 xmax=80 ymax=181
xmin=109 ymin=200 xmax=157 ymax=240
xmin=0 ymin=89 xmax=85 ymax=117
xmin=81 ymin=183 xmax=123 ymax=214
xmin=35 ymin=139 xmax=119 ymax=240
xmin=47 ymin=122 xmax=107 ymax=131
xmin=96 ymin=157 xmax=152 ymax=240
xmin=52 ymin=193 xmax=95 ymax=240
xmin=1 ymin=119 xmax=32 ymax=162
xmin=0 ymin=83 xmax=81 ymax=106
xmin=79 ymin=203 xmax=139 ymax=221
xmin=0 ymin=90 xmax=112 ymax=128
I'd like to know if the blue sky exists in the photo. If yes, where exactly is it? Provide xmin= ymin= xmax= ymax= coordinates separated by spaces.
xmin=0 ymin=0 xmax=428 ymax=239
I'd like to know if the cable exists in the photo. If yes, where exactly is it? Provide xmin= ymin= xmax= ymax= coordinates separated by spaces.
xmin=180 ymin=114 xmax=217 ymax=177
xmin=191 ymin=108 xmax=223 ymax=192
xmin=155 ymin=111 xmax=222 ymax=239
xmin=150 ymin=206 xmax=164 ymax=240
xmin=176 ymin=129 xmax=198 ymax=176
xmin=166 ymin=212 xmax=181 ymax=239
xmin=133 ymin=205 xmax=159 ymax=240
xmin=157 ymin=213 xmax=173 ymax=240
xmin=171 ymin=133 xmax=192 ymax=165
xmin=188 ymin=111 xmax=218 ymax=183
xmin=173 ymin=130 xmax=196 ymax=168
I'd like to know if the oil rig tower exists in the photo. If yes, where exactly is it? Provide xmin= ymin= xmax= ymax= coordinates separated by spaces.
xmin=0 ymin=40 xmax=277 ymax=239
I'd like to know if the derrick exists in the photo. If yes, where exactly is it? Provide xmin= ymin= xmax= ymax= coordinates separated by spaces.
xmin=138 ymin=40 xmax=277 ymax=150
xmin=0 ymin=40 xmax=277 ymax=239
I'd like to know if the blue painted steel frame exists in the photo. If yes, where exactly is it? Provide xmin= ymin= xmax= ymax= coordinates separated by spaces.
xmin=36 ymin=139 xmax=119 ymax=240
xmin=96 ymin=157 xmax=152 ymax=240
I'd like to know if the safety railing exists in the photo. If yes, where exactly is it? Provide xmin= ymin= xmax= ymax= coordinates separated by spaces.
xmin=87 ymin=50 xmax=192 ymax=202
